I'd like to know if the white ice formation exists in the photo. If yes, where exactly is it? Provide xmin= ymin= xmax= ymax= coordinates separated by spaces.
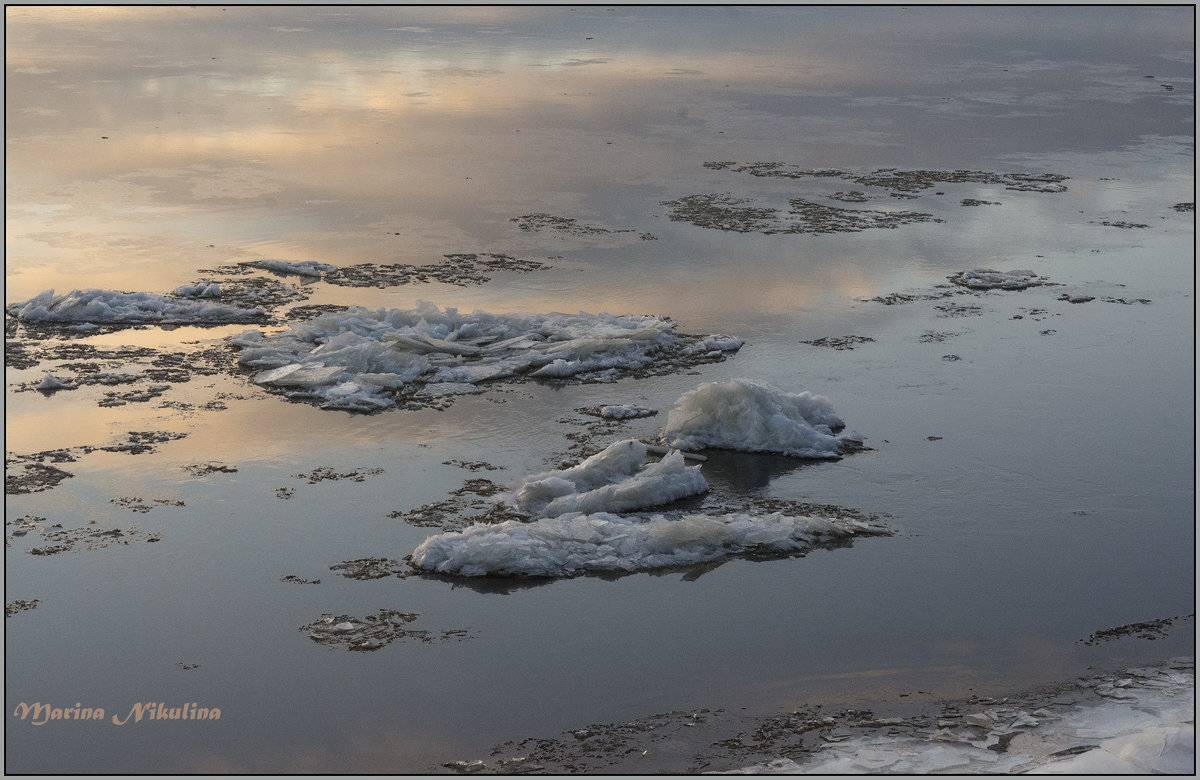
xmin=36 ymin=373 xmax=76 ymax=391
xmin=172 ymin=283 xmax=222 ymax=298
xmin=8 ymin=288 xmax=260 ymax=324
xmin=662 ymin=378 xmax=860 ymax=458
xmin=505 ymin=439 xmax=708 ymax=518
xmin=249 ymin=259 xmax=336 ymax=277
xmin=948 ymin=269 xmax=1044 ymax=289
xmin=228 ymin=301 xmax=742 ymax=411
xmin=410 ymin=510 xmax=885 ymax=578
xmin=725 ymin=662 xmax=1194 ymax=775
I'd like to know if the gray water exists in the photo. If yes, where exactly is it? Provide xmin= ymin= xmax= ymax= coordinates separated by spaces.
xmin=4 ymin=6 xmax=1194 ymax=773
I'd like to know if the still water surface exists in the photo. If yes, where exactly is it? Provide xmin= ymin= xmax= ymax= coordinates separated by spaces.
xmin=5 ymin=6 xmax=1194 ymax=773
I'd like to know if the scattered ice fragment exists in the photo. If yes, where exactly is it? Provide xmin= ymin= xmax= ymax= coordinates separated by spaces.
xmin=410 ymin=510 xmax=886 ymax=578
xmin=504 ymin=439 xmax=708 ymax=518
xmin=662 ymin=378 xmax=859 ymax=458
xmin=948 ymin=269 xmax=1045 ymax=289
xmin=599 ymin=404 xmax=657 ymax=419
xmin=249 ymin=259 xmax=336 ymax=277
xmin=36 ymin=374 xmax=76 ymax=392
xmin=8 ymin=288 xmax=260 ymax=324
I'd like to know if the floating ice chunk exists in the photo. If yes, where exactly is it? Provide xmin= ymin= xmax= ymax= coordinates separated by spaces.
xmin=7 ymin=288 xmax=259 ymax=324
xmin=428 ymin=361 xmax=517 ymax=385
xmin=948 ymin=269 xmax=1045 ymax=289
xmin=662 ymin=378 xmax=857 ymax=458
xmin=316 ymin=381 xmax=397 ymax=411
xmin=684 ymin=334 xmax=745 ymax=354
xmin=173 ymin=283 xmax=222 ymax=298
xmin=410 ymin=510 xmax=884 ymax=578
xmin=228 ymin=301 xmax=740 ymax=411
xmin=36 ymin=373 xmax=76 ymax=391
xmin=506 ymin=440 xmax=708 ymax=518
xmin=255 ymin=363 xmax=348 ymax=387
xmin=250 ymin=259 xmax=336 ymax=277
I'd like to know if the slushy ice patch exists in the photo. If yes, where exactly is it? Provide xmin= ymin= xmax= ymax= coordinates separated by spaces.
xmin=504 ymin=439 xmax=708 ymax=518
xmin=228 ymin=301 xmax=742 ymax=411
xmin=410 ymin=510 xmax=887 ymax=578
xmin=948 ymin=269 xmax=1047 ymax=290
xmin=662 ymin=379 xmax=862 ymax=458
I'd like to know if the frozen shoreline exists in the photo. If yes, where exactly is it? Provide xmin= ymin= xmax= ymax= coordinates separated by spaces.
xmin=454 ymin=657 xmax=1195 ymax=775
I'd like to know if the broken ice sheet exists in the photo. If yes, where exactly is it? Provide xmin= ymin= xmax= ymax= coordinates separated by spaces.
xmin=228 ymin=301 xmax=742 ymax=412
xmin=8 ymin=288 xmax=262 ymax=324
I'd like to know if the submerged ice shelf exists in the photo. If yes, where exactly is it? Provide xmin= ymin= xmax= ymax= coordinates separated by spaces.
xmin=229 ymin=301 xmax=742 ymax=411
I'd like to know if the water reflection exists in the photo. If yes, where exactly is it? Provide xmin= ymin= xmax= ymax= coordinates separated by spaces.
xmin=4 ymin=7 xmax=1193 ymax=775
xmin=6 ymin=6 xmax=1193 ymax=303
xmin=698 ymin=448 xmax=828 ymax=492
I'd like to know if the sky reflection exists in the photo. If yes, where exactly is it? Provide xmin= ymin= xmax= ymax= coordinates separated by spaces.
xmin=4 ymin=8 xmax=1194 ymax=775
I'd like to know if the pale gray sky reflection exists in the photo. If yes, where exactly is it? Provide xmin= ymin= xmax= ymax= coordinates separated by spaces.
xmin=6 ymin=5 xmax=1192 ymax=302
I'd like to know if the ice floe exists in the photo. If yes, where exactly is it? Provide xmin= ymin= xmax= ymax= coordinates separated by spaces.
xmin=948 ymin=269 xmax=1045 ymax=289
xmin=504 ymin=439 xmax=708 ymax=518
xmin=662 ymin=378 xmax=861 ymax=458
xmin=410 ymin=510 xmax=886 ymax=578
xmin=8 ymin=288 xmax=261 ymax=324
xmin=228 ymin=301 xmax=742 ymax=411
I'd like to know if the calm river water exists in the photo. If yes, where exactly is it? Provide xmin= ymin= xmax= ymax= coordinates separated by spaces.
xmin=5 ymin=6 xmax=1194 ymax=773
